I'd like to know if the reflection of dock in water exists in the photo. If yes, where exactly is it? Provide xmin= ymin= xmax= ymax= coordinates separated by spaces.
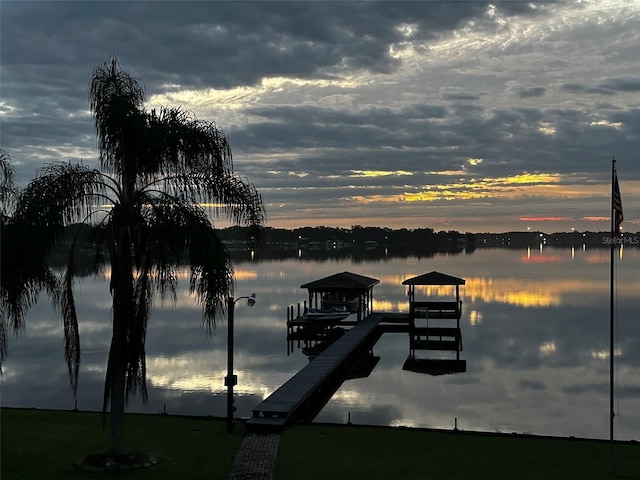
xmin=402 ymin=271 xmax=467 ymax=376
xmin=248 ymin=270 xmax=467 ymax=430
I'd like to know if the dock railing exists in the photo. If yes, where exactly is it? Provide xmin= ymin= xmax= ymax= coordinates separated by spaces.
xmin=409 ymin=300 xmax=462 ymax=320
xmin=408 ymin=300 xmax=463 ymax=357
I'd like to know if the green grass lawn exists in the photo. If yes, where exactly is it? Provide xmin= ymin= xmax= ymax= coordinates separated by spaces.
xmin=2 ymin=408 xmax=639 ymax=479
xmin=1 ymin=408 xmax=243 ymax=480
xmin=277 ymin=424 xmax=640 ymax=480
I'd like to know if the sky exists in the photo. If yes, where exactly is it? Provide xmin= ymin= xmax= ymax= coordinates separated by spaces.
xmin=1 ymin=0 xmax=639 ymax=233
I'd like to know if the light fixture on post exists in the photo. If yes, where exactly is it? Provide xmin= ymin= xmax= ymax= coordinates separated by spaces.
xmin=226 ymin=292 xmax=256 ymax=433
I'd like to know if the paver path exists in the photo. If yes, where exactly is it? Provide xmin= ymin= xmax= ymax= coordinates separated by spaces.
xmin=228 ymin=433 xmax=280 ymax=480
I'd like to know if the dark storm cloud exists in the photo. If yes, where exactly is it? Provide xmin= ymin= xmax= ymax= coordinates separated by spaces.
xmin=237 ymin=103 xmax=450 ymax=151
xmin=561 ymin=77 xmax=640 ymax=96
xmin=1 ymin=1 xmax=531 ymax=92
xmin=442 ymin=92 xmax=483 ymax=101
xmin=519 ymin=380 xmax=546 ymax=391
xmin=560 ymin=83 xmax=615 ymax=95
xmin=1 ymin=1 xmax=540 ymax=174
xmin=515 ymin=86 xmax=547 ymax=98
xmin=232 ymin=98 xmax=635 ymax=181
xmin=599 ymin=77 xmax=640 ymax=92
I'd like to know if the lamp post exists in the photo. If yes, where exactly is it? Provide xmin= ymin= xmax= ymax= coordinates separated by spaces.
xmin=226 ymin=293 xmax=256 ymax=433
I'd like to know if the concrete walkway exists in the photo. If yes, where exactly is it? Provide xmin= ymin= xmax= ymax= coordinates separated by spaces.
xmin=228 ymin=433 xmax=281 ymax=480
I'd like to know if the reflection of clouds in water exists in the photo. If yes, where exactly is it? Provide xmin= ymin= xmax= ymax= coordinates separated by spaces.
xmin=97 ymin=266 xmax=260 ymax=282
xmin=145 ymin=351 xmax=296 ymax=399
xmin=591 ymin=348 xmax=622 ymax=360
xmin=372 ymin=299 xmax=409 ymax=312
xmin=450 ymin=361 xmax=606 ymax=436
xmin=150 ymin=371 xmax=222 ymax=395
xmin=469 ymin=310 xmax=483 ymax=326
xmin=4 ymin=248 xmax=639 ymax=440
xmin=465 ymin=277 xmax=562 ymax=307
xmin=376 ymin=275 xmax=611 ymax=309
xmin=316 ymin=401 xmax=402 ymax=426
xmin=356 ymin=276 xmax=609 ymax=311
xmin=539 ymin=341 xmax=556 ymax=356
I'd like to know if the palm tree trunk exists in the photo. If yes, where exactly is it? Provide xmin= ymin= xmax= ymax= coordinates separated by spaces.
xmin=108 ymin=224 xmax=134 ymax=455
xmin=108 ymin=317 xmax=127 ymax=455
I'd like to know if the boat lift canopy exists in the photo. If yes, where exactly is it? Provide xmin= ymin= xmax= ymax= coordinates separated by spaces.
xmin=300 ymin=271 xmax=379 ymax=320
xmin=402 ymin=270 xmax=465 ymax=296
xmin=402 ymin=271 xmax=465 ymax=319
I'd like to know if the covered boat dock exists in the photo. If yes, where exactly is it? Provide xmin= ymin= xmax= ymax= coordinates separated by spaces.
xmin=300 ymin=271 xmax=379 ymax=321
xmin=252 ymin=270 xmax=468 ymax=430
xmin=402 ymin=271 xmax=466 ymax=374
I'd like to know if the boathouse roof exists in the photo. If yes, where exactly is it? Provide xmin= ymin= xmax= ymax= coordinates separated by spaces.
xmin=402 ymin=271 xmax=465 ymax=286
xmin=300 ymin=271 xmax=380 ymax=291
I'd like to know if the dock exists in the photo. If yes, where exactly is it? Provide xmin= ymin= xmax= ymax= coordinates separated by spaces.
xmin=248 ymin=313 xmax=396 ymax=429
xmin=402 ymin=271 xmax=467 ymax=376
xmin=248 ymin=269 xmax=467 ymax=430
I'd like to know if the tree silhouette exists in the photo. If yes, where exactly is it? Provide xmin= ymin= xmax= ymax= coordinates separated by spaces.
xmin=1 ymin=150 xmax=60 ymax=374
xmin=9 ymin=58 xmax=265 ymax=455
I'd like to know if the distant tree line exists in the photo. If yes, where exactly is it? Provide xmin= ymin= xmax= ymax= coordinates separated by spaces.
xmin=218 ymin=224 xmax=475 ymax=249
xmin=51 ymin=224 xmax=638 ymax=271
xmin=219 ymin=225 xmax=638 ymax=249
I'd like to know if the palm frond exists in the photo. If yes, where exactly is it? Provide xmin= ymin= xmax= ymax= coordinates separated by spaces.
xmin=0 ymin=313 xmax=6 ymax=370
xmin=140 ymin=197 xmax=234 ymax=329
xmin=89 ymin=57 xmax=145 ymax=177
xmin=15 ymin=163 xmax=109 ymax=237
xmin=127 ymin=262 xmax=150 ymax=402
xmin=145 ymin=107 xmax=233 ymax=177
xmin=58 ymin=221 xmax=103 ymax=396
xmin=190 ymin=233 xmax=234 ymax=331
xmin=61 ymin=256 xmax=80 ymax=396
xmin=189 ymin=169 xmax=266 ymax=234
xmin=184 ymin=213 xmax=234 ymax=329
xmin=0 ymin=240 xmax=61 ymax=371
xmin=1 ymin=153 xmax=63 ymax=372
xmin=7 ymin=162 xmax=108 ymax=385
xmin=1 ymin=149 xmax=17 ymax=217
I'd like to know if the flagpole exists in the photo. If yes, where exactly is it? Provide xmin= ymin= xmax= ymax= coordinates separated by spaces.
xmin=609 ymin=157 xmax=616 ymax=457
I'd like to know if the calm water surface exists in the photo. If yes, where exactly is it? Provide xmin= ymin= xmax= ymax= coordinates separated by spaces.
xmin=2 ymin=246 xmax=639 ymax=440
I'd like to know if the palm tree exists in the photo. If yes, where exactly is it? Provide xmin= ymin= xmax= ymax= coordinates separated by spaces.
xmin=11 ymin=58 xmax=265 ymax=455
xmin=1 ymin=150 xmax=62 ymax=377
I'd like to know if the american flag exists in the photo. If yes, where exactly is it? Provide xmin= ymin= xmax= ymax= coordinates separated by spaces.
xmin=613 ymin=170 xmax=623 ymax=235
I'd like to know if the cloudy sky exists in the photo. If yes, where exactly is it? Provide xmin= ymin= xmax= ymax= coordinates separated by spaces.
xmin=1 ymin=0 xmax=639 ymax=233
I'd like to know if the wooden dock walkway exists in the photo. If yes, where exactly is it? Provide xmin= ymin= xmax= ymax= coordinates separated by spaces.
xmin=248 ymin=313 xmax=397 ymax=429
xmin=248 ymin=270 xmax=467 ymax=430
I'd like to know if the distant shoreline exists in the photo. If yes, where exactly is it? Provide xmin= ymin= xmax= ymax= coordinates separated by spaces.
xmin=45 ymin=225 xmax=638 ymax=273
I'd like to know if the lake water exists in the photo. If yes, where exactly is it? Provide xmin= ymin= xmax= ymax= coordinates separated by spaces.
xmin=2 ymin=245 xmax=639 ymax=440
